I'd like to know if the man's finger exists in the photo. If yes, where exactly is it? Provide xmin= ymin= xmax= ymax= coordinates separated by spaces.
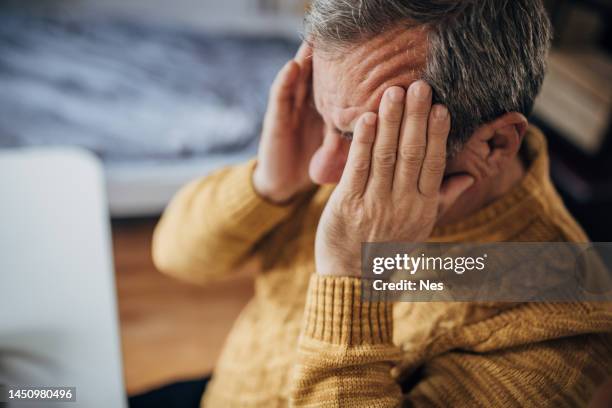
xmin=339 ymin=113 xmax=377 ymax=196
xmin=265 ymin=61 xmax=300 ymax=131
xmin=418 ymin=104 xmax=450 ymax=197
xmin=293 ymin=42 xmax=313 ymax=113
xmin=438 ymin=174 xmax=474 ymax=217
xmin=368 ymin=87 xmax=405 ymax=194
xmin=394 ymin=80 xmax=432 ymax=193
xmin=295 ymin=41 xmax=312 ymax=62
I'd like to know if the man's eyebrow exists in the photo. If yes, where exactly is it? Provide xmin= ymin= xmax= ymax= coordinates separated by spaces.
xmin=313 ymin=92 xmax=359 ymax=134
xmin=335 ymin=127 xmax=354 ymax=140
xmin=334 ymin=126 xmax=353 ymax=134
xmin=334 ymin=121 xmax=354 ymax=134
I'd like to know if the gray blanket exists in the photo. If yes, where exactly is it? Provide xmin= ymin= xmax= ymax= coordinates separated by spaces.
xmin=0 ymin=14 xmax=298 ymax=161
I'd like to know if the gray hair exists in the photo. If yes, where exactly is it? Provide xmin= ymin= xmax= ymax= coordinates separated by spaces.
xmin=304 ymin=0 xmax=552 ymax=153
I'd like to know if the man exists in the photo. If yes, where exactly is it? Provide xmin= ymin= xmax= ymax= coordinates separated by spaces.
xmin=153 ymin=1 xmax=612 ymax=406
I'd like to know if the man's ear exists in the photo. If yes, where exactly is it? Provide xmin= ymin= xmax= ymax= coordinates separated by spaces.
xmin=482 ymin=112 xmax=528 ymax=165
xmin=446 ymin=112 xmax=528 ymax=182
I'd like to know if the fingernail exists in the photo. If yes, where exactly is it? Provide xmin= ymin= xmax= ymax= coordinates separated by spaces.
xmin=388 ymin=87 xmax=405 ymax=103
xmin=410 ymin=81 xmax=430 ymax=100
xmin=363 ymin=112 xmax=377 ymax=126
xmin=434 ymin=105 xmax=448 ymax=119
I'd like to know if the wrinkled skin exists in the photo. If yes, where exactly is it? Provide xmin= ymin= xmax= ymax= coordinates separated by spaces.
xmin=253 ymin=26 xmax=527 ymax=276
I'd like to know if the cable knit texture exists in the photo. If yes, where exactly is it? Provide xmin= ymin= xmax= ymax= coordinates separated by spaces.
xmin=152 ymin=127 xmax=612 ymax=407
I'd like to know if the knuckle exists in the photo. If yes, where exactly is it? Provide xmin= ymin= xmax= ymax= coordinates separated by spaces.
xmin=336 ymin=196 xmax=365 ymax=218
xmin=422 ymin=156 xmax=447 ymax=175
xmin=351 ymin=158 xmax=371 ymax=172
xmin=421 ymin=165 xmax=445 ymax=181
xmin=405 ymin=106 xmax=430 ymax=121
xmin=380 ymin=107 xmax=404 ymax=125
xmin=429 ymin=124 xmax=451 ymax=139
xmin=399 ymin=144 xmax=426 ymax=164
xmin=418 ymin=181 xmax=440 ymax=199
xmin=373 ymin=148 xmax=397 ymax=167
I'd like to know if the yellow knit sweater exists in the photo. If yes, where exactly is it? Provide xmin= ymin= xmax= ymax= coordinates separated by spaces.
xmin=152 ymin=127 xmax=612 ymax=407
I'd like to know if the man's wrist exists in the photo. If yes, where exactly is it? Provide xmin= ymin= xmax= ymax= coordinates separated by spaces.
xmin=252 ymin=168 xmax=298 ymax=205
xmin=316 ymin=261 xmax=362 ymax=277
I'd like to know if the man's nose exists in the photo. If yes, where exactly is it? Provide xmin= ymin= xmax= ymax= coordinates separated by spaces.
xmin=308 ymin=125 xmax=352 ymax=185
xmin=323 ymin=126 xmax=349 ymax=155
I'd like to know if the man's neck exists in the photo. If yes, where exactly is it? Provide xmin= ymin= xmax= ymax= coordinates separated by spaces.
xmin=437 ymin=155 xmax=526 ymax=227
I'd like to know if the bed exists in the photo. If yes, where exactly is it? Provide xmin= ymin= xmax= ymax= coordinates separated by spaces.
xmin=0 ymin=11 xmax=300 ymax=216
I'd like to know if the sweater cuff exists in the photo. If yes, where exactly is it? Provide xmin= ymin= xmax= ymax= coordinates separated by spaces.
xmin=219 ymin=159 xmax=302 ymax=233
xmin=302 ymin=274 xmax=394 ymax=346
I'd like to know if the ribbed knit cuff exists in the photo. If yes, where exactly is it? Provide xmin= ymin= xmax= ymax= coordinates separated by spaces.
xmin=219 ymin=159 xmax=302 ymax=234
xmin=303 ymin=275 xmax=394 ymax=346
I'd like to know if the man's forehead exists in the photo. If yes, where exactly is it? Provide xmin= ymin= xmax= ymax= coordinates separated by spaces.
xmin=313 ymin=25 xmax=428 ymax=130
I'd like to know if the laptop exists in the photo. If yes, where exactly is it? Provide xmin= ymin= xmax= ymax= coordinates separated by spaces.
xmin=0 ymin=148 xmax=127 ymax=407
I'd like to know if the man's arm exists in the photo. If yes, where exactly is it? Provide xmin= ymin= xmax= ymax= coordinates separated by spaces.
xmin=292 ymin=276 xmax=612 ymax=407
xmin=291 ymin=81 xmax=472 ymax=406
xmin=290 ymin=275 xmax=404 ymax=407
xmin=152 ymin=43 xmax=323 ymax=284
xmin=152 ymin=160 xmax=302 ymax=284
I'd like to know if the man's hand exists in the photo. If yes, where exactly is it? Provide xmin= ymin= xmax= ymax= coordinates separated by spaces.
xmin=315 ymin=81 xmax=474 ymax=277
xmin=252 ymin=42 xmax=324 ymax=204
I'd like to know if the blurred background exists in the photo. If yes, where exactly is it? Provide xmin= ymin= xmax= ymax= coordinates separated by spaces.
xmin=0 ymin=0 xmax=306 ymax=217
xmin=0 ymin=0 xmax=610 ymax=401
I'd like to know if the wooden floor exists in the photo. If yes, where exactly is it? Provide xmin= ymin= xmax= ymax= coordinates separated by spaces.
xmin=111 ymin=218 xmax=254 ymax=396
